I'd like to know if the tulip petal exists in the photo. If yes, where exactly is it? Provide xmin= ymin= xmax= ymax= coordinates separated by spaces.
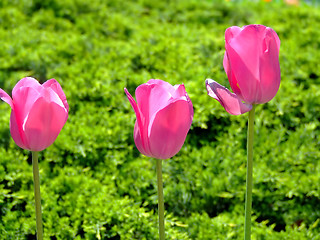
xmin=172 ymin=84 xmax=187 ymax=99
xmin=23 ymin=96 xmax=68 ymax=151
xmin=176 ymin=85 xmax=194 ymax=121
xmin=43 ymin=79 xmax=69 ymax=112
xmin=124 ymin=88 xmax=152 ymax=157
xmin=146 ymin=79 xmax=176 ymax=96
xmin=149 ymin=99 xmax=192 ymax=159
xmin=9 ymin=110 xmax=28 ymax=150
xmin=12 ymin=77 xmax=42 ymax=97
xmin=133 ymin=121 xmax=151 ymax=157
xmin=270 ymin=28 xmax=280 ymax=52
xmin=8 ymin=86 xmax=41 ymax=150
xmin=206 ymin=79 xmax=252 ymax=115
xmin=12 ymin=86 xmax=41 ymax=128
xmin=0 ymin=88 xmax=13 ymax=109
xmin=135 ymin=80 xmax=172 ymax=125
xmin=225 ymin=26 xmax=242 ymax=43
xmin=258 ymin=28 xmax=281 ymax=103
xmin=223 ymin=52 xmax=243 ymax=99
xmin=39 ymin=86 xmax=67 ymax=114
xmin=225 ymin=26 xmax=263 ymax=103
xmin=12 ymin=78 xmax=43 ymax=123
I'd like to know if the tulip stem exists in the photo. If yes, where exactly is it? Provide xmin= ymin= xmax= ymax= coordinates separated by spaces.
xmin=156 ymin=159 xmax=165 ymax=240
xmin=32 ymin=151 xmax=43 ymax=240
xmin=244 ymin=105 xmax=255 ymax=240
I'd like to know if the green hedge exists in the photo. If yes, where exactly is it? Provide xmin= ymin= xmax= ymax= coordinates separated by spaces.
xmin=0 ymin=0 xmax=319 ymax=239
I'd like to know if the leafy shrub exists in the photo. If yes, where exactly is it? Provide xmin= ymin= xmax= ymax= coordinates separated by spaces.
xmin=0 ymin=0 xmax=319 ymax=239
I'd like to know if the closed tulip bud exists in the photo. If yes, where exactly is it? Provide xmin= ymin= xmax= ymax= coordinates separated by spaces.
xmin=125 ymin=79 xmax=193 ymax=159
xmin=206 ymin=24 xmax=281 ymax=115
xmin=0 ymin=77 xmax=69 ymax=151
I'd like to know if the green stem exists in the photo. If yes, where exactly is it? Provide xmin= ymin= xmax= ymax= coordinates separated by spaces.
xmin=244 ymin=105 xmax=256 ymax=240
xmin=156 ymin=159 xmax=165 ymax=240
xmin=32 ymin=151 xmax=43 ymax=240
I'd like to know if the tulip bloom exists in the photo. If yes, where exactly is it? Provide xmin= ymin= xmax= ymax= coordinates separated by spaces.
xmin=0 ymin=77 xmax=69 ymax=151
xmin=206 ymin=24 xmax=280 ymax=115
xmin=205 ymin=24 xmax=281 ymax=240
xmin=124 ymin=79 xmax=193 ymax=160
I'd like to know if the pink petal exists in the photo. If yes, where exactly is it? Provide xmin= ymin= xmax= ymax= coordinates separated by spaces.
xmin=39 ymin=87 xmax=69 ymax=124
xmin=0 ymin=88 xmax=13 ymax=109
xmin=172 ymin=84 xmax=187 ymax=98
xmin=1 ymin=78 xmax=42 ymax=150
xmin=258 ymin=28 xmax=281 ymax=103
xmin=133 ymin=121 xmax=150 ymax=157
xmin=223 ymin=52 xmax=243 ymax=99
xmin=43 ymin=79 xmax=69 ymax=112
xmin=225 ymin=25 xmax=264 ymax=103
xmin=23 ymin=97 xmax=68 ymax=151
xmin=149 ymin=98 xmax=193 ymax=159
xmin=12 ymin=77 xmax=42 ymax=97
xmin=173 ymin=84 xmax=194 ymax=121
xmin=39 ymin=86 xmax=67 ymax=113
xmin=146 ymin=79 xmax=176 ymax=96
xmin=124 ymin=88 xmax=152 ymax=157
xmin=225 ymin=26 xmax=242 ymax=44
xmin=184 ymin=88 xmax=194 ymax=121
xmin=9 ymin=110 xmax=28 ymax=150
xmin=269 ymin=27 xmax=280 ymax=52
xmin=12 ymin=86 xmax=41 ymax=130
xmin=135 ymin=80 xmax=173 ymax=124
xmin=206 ymin=79 xmax=252 ymax=115
xmin=7 ymin=86 xmax=41 ymax=150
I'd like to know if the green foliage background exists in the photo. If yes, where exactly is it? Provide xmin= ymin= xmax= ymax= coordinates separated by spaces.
xmin=0 ymin=0 xmax=319 ymax=239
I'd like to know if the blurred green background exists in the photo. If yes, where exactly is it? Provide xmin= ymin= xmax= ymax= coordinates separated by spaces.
xmin=0 ymin=0 xmax=319 ymax=239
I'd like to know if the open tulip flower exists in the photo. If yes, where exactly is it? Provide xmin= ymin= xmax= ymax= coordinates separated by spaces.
xmin=206 ymin=24 xmax=280 ymax=115
xmin=0 ymin=77 xmax=69 ymax=240
xmin=0 ymin=77 xmax=69 ymax=151
xmin=124 ymin=79 xmax=193 ymax=160
xmin=206 ymin=25 xmax=280 ymax=240
xmin=125 ymin=79 xmax=193 ymax=240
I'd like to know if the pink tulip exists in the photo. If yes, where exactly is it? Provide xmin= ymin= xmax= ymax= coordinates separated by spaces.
xmin=124 ymin=79 xmax=193 ymax=160
xmin=0 ymin=77 xmax=69 ymax=151
xmin=206 ymin=24 xmax=281 ymax=115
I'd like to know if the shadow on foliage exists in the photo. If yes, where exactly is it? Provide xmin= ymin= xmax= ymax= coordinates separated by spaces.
xmin=187 ymin=114 xmax=232 ymax=148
